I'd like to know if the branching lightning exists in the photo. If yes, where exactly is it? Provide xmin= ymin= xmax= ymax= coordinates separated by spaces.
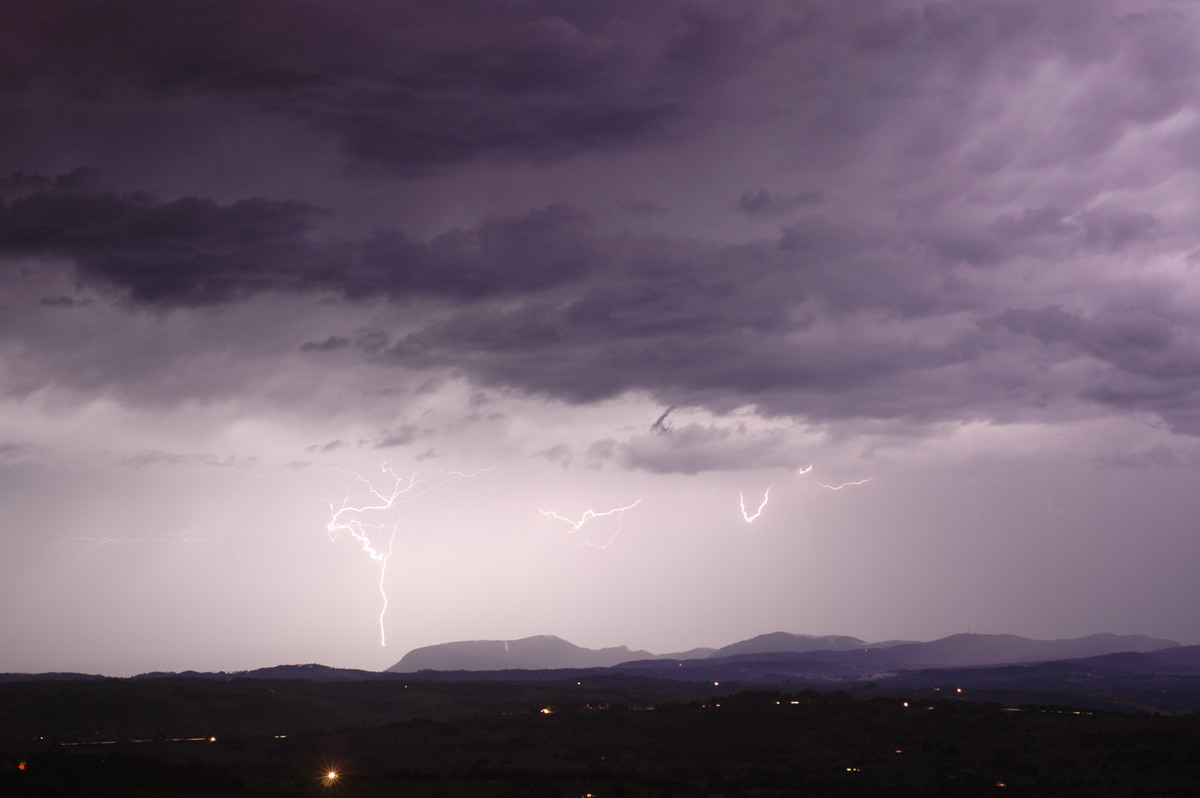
xmin=818 ymin=476 xmax=875 ymax=491
xmin=326 ymin=462 xmax=490 ymax=646
xmin=737 ymin=487 xmax=771 ymax=523
xmin=539 ymin=499 xmax=643 ymax=549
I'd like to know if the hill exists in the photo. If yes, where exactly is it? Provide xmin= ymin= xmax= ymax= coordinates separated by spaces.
xmin=708 ymin=632 xmax=878 ymax=658
xmin=391 ymin=630 xmax=1180 ymax=675
xmin=389 ymin=634 xmax=654 ymax=672
xmin=868 ymin=632 xmax=1178 ymax=669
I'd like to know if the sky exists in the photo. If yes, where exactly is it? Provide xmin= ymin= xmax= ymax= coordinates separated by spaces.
xmin=3 ymin=0 xmax=1200 ymax=677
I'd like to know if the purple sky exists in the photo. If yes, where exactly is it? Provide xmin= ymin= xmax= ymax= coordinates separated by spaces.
xmin=4 ymin=0 xmax=1200 ymax=676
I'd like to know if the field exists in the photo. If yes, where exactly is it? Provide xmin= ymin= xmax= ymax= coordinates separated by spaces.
xmin=4 ymin=676 xmax=1200 ymax=796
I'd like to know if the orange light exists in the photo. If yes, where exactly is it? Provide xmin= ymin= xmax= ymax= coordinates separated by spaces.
xmin=322 ymin=769 xmax=340 ymax=786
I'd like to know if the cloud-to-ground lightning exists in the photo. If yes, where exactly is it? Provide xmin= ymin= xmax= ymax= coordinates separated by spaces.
xmin=737 ymin=487 xmax=771 ymax=522
xmin=325 ymin=462 xmax=490 ymax=646
xmin=818 ymin=476 xmax=875 ymax=491
xmin=539 ymin=499 xmax=643 ymax=549
xmin=731 ymin=466 xmax=867 ymax=521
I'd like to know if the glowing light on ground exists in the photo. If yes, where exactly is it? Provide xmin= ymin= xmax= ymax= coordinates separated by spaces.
xmin=539 ymin=499 xmax=642 ymax=549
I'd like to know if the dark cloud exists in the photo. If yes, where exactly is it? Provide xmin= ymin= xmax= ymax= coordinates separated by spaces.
xmin=0 ymin=179 xmax=329 ymax=304
xmin=1076 ymin=207 xmax=1161 ymax=253
xmin=297 ymin=427 xmax=423 ymax=453
xmin=375 ymin=425 xmax=420 ymax=449
xmin=355 ymin=204 xmax=593 ymax=299
xmin=375 ymin=213 xmax=999 ymax=424
xmin=0 ymin=441 xmax=42 ymax=465
xmin=535 ymin=444 xmax=573 ymax=468
xmin=989 ymin=204 xmax=1164 ymax=259
xmin=991 ymin=206 xmax=1075 ymax=240
xmin=737 ymin=188 xmax=822 ymax=217
xmin=7 ymin=0 xmax=1198 ymax=183
xmin=615 ymin=198 xmax=668 ymax=216
xmin=0 ymin=178 xmax=594 ymax=305
xmin=995 ymin=305 xmax=1184 ymax=371
xmin=1 ymin=0 xmax=795 ymax=172
xmin=583 ymin=439 xmax=618 ymax=470
xmin=993 ymin=305 xmax=1200 ymax=432
xmin=617 ymin=422 xmax=804 ymax=474
xmin=299 ymin=335 xmax=352 ymax=353
xmin=5 ymin=0 xmax=1200 ymax=440
xmin=305 ymin=439 xmax=350 ymax=454
xmin=118 ymin=450 xmax=257 ymax=470
xmin=0 ymin=171 xmax=50 ymax=192
xmin=650 ymin=405 xmax=676 ymax=435
xmin=38 ymin=295 xmax=83 ymax=307
xmin=7 ymin=165 xmax=1200 ymax=437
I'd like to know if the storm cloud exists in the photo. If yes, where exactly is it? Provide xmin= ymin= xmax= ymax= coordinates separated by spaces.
xmin=5 ymin=0 xmax=1200 ymax=674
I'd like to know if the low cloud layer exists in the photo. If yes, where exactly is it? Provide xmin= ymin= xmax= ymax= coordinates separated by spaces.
xmin=5 ymin=175 xmax=1198 ymax=436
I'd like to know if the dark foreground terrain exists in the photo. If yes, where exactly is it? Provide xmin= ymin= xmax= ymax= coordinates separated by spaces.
xmin=3 ymin=675 xmax=1200 ymax=797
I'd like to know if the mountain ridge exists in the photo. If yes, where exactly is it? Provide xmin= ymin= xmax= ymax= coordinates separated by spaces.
xmin=386 ymin=631 xmax=1180 ymax=674
xmin=391 ymin=634 xmax=655 ymax=672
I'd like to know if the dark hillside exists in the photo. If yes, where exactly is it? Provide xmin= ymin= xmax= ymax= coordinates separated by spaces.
xmin=5 ymin=681 xmax=1200 ymax=796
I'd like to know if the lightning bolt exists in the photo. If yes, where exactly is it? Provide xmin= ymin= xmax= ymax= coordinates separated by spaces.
xmin=737 ymin=487 xmax=771 ymax=523
xmin=818 ymin=476 xmax=875 ymax=490
xmin=796 ymin=465 xmax=814 ymax=475
xmin=539 ymin=499 xmax=642 ymax=549
xmin=326 ymin=462 xmax=490 ymax=646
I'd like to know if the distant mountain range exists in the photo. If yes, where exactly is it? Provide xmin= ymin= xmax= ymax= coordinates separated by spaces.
xmin=6 ymin=631 xmax=1200 ymax=714
xmin=387 ymin=632 xmax=894 ymax=673
xmin=375 ymin=631 xmax=1200 ymax=712
xmin=1 ymin=631 xmax=1186 ymax=691
xmin=387 ymin=631 xmax=1178 ymax=675
xmin=7 ymin=631 xmax=1200 ymax=713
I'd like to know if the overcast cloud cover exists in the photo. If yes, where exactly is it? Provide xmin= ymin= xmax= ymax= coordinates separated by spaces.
xmin=4 ymin=0 xmax=1200 ymax=675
